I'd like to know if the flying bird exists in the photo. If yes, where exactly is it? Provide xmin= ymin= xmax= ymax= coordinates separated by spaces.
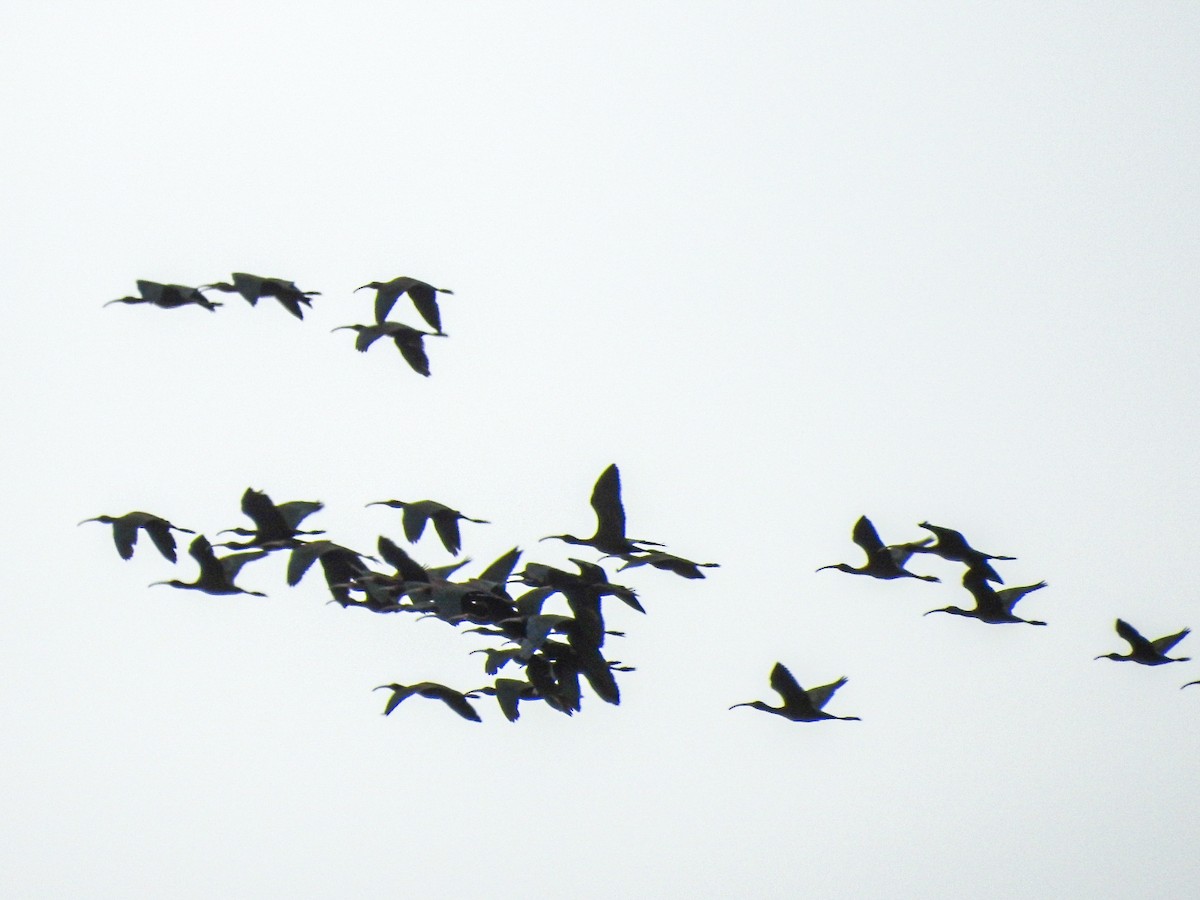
xmin=79 ymin=511 xmax=195 ymax=562
xmin=614 ymin=550 xmax=719 ymax=580
xmin=149 ymin=534 xmax=267 ymax=597
xmin=542 ymin=464 xmax=664 ymax=558
xmin=332 ymin=322 xmax=447 ymax=376
xmin=817 ymin=516 xmax=939 ymax=582
xmin=373 ymin=682 xmax=485 ymax=722
xmin=106 ymin=280 xmax=220 ymax=311
xmin=356 ymin=276 xmax=454 ymax=333
xmin=366 ymin=498 xmax=489 ymax=555
xmin=201 ymin=273 xmax=319 ymax=320
xmin=730 ymin=662 xmax=860 ymax=722
xmin=923 ymin=566 xmax=1047 ymax=625
xmin=1095 ymin=619 xmax=1191 ymax=665
xmin=218 ymin=488 xmax=324 ymax=550
xmin=904 ymin=521 xmax=1016 ymax=583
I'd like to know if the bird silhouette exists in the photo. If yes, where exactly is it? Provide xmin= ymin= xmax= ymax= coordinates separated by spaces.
xmin=542 ymin=464 xmax=664 ymax=558
xmin=817 ymin=516 xmax=938 ymax=582
xmin=366 ymin=498 xmax=489 ymax=555
xmin=1181 ymin=680 xmax=1200 ymax=690
xmin=217 ymin=488 xmax=324 ymax=550
xmin=80 ymin=511 xmax=196 ymax=562
xmin=614 ymin=550 xmax=719 ymax=580
xmin=373 ymin=682 xmax=485 ymax=721
xmin=356 ymin=276 xmax=454 ymax=333
xmin=730 ymin=662 xmax=860 ymax=722
xmin=201 ymin=273 xmax=319 ymax=320
xmin=150 ymin=534 xmax=267 ymax=597
xmin=903 ymin=522 xmax=1016 ymax=583
xmin=332 ymin=322 xmax=446 ymax=376
xmin=923 ymin=565 xmax=1047 ymax=625
xmin=1096 ymin=619 xmax=1191 ymax=665
xmin=106 ymin=280 xmax=221 ymax=311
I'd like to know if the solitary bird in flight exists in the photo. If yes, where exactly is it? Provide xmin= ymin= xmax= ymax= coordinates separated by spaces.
xmin=356 ymin=276 xmax=454 ymax=333
xmin=333 ymin=322 xmax=447 ymax=376
xmin=80 ymin=511 xmax=196 ymax=562
xmin=730 ymin=662 xmax=860 ymax=722
xmin=218 ymin=488 xmax=324 ymax=551
xmin=1095 ymin=619 xmax=1191 ymax=665
xmin=374 ymin=681 xmax=485 ymax=722
xmin=106 ymin=280 xmax=220 ymax=311
xmin=201 ymin=273 xmax=319 ymax=320
xmin=923 ymin=565 xmax=1047 ymax=625
xmin=542 ymin=464 xmax=664 ymax=558
xmin=817 ymin=516 xmax=938 ymax=582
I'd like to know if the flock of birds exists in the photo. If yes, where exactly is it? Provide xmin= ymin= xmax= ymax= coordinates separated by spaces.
xmin=92 ymin=270 xmax=1197 ymax=723
xmin=106 ymin=273 xmax=453 ymax=377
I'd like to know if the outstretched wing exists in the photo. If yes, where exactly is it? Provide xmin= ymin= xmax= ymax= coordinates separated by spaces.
xmin=1152 ymin=627 xmax=1190 ymax=655
xmin=769 ymin=662 xmax=814 ymax=712
xmin=851 ymin=516 xmax=885 ymax=556
xmin=804 ymin=677 xmax=848 ymax=712
xmin=590 ymin=464 xmax=626 ymax=545
xmin=1115 ymin=618 xmax=1152 ymax=653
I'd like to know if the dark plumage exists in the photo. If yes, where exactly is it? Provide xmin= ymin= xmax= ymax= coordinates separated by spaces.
xmin=615 ymin=550 xmax=719 ymax=580
xmin=923 ymin=566 xmax=1047 ymax=625
xmin=817 ymin=516 xmax=938 ymax=582
xmin=106 ymin=280 xmax=220 ymax=311
xmin=79 ymin=511 xmax=195 ymax=562
xmin=149 ymin=535 xmax=266 ymax=597
xmin=218 ymin=488 xmax=324 ymax=550
xmin=356 ymin=276 xmax=454 ymax=332
xmin=201 ymin=273 xmax=319 ymax=320
xmin=1096 ymin=619 xmax=1191 ymax=665
xmin=730 ymin=662 xmax=860 ymax=722
xmin=332 ymin=322 xmax=446 ymax=376
xmin=542 ymin=464 xmax=664 ymax=558
xmin=905 ymin=521 xmax=1016 ymax=583
xmin=373 ymin=682 xmax=484 ymax=721
xmin=366 ymin=498 xmax=489 ymax=555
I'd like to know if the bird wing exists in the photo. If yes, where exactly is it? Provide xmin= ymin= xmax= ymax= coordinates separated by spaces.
xmin=413 ymin=684 xmax=482 ymax=721
xmin=406 ymin=282 xmax=443 ymax=332
xmin=274 ymin=500 xmax=324 ymax=531
xmin=218 ymin=549 xmax=268 ymax=581
xmin=143 ymin=518 xmax=180 ymax=562
xmin=392 ymin=332 xmax=432 ymax=377
xmin=377 ymin=536 xmax=429 ymax=583
xmin=1152 ymin=628 xmax=1190 ymax=654
xmin=769 ymin=662 xmax=816 ymax=712
xmin=1115 ymin=619 xmax=1153 ymax=652
xmin=399 ymin=503 xmax=431 ymax=544
xmin=372 ymin=278 xmax=416 ymax=323
xmin=804 ymin=677 xmax=849 ymax=712
xmin=241 ymin=488 xmax=286 ymax=537
xmin=996 ymin=581 xmax=1047 ymax=612
xmin=431 ymin=511 xmax=464 ymax=555
xmin=230 ymin=273 xmax=265 ymax=303
xmin=375 ymin=683 xmax=416 ymax=715
xmin=590 ymin=464 xmax=626 ymax=545
xmin=851 ymin=516 xmax=886 ymax=556
xmin=110 ymin=517 xmax=138 ymax=560
xmin=135 ymin=280 xmax=166 ymax=302
xmin=477 ymin=547 xmax=522 ymax=586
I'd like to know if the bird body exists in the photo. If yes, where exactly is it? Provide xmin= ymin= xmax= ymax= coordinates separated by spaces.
xmin=366 ymin=498 xmax=489 ymax=555
xmin=542 ymin=463 xmax=664 ymax=558
xmin=615 ymin=550 xmax=719 ymax=579
xmin=218 ymin=488 xmax=324 ymax=550
xmin=924 ymin=567 xmax=1047 ymax=625
xmin=817 ymin=516 xmax=938 ymax=582
xmin=106 ymin=280 xmax=220 ymax=311
xmin=201 ymin=273 xmax=319 ymax=319
xmin=332 ymin=322 xmax=446 ymax=376
xmin=356 ymin=276 xmax=454 ymax=332
xmin=906 ymin=521 xmax=1016 ymax=583
xmin=80 ymin=511 xmax=195 ymax=562
xmin=730 ymin=662 xmax=860 ymax=722
xmin=150 ymin=534 xmax=266 ymax=596
xmin=1096 ymin=619 xmax=1191 ymax=665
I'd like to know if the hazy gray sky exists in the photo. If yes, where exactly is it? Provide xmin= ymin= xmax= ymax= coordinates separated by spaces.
xmin=3 ymin=3 xmax=1199 ymax=897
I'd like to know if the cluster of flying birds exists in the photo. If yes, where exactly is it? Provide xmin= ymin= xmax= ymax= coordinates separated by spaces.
xmin=738 ymin=514 xmax=1196 ymax=724
xmin=105 ymin=273 xmax=454 ymax=377
xmin=84 ymin=465 xmax=719 ymax=723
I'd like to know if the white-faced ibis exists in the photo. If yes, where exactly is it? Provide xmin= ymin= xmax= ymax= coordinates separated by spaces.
xmin=366 ymin=499 xmax=489 ymax=555
xmin=201 ymin=273 xmax=319 ymax=320
xmin=332 ymin=322 xmax=447 ymax=376
xmin=218 ymin=488 xmax=324 ymax=550
xmin=730 ymin=662 xmax=860 ymax=722
xmin=542 ymin=463 xmax=664 ymax=558
xmin=923 ymin=566 xmax=1047 ymax=625
xmin=106 ymin=280 xmax=221 ymax=311
xmin=356 ymin=276 xmax=454 ymax=333
xmin=80 ymin=511 xmax=196 ymax=562
xmin=1096 ymin=619 xmax=1191 ymax=665
xmin=817 ymin=516 xmax=938 ymax=582
xmin=615 ymin=550 xmax=719 ymax=580
xmin=373 ymin=682 xmax=484 ymax=721
xmin=905 ymin=521 xmax=1016 ymax=583
xmin=150 ymin=534 xmax=267 ymax=597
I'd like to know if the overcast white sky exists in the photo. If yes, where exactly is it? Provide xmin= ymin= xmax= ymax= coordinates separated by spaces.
xmin=3 ymin=3 xmax=1199 ymax=897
